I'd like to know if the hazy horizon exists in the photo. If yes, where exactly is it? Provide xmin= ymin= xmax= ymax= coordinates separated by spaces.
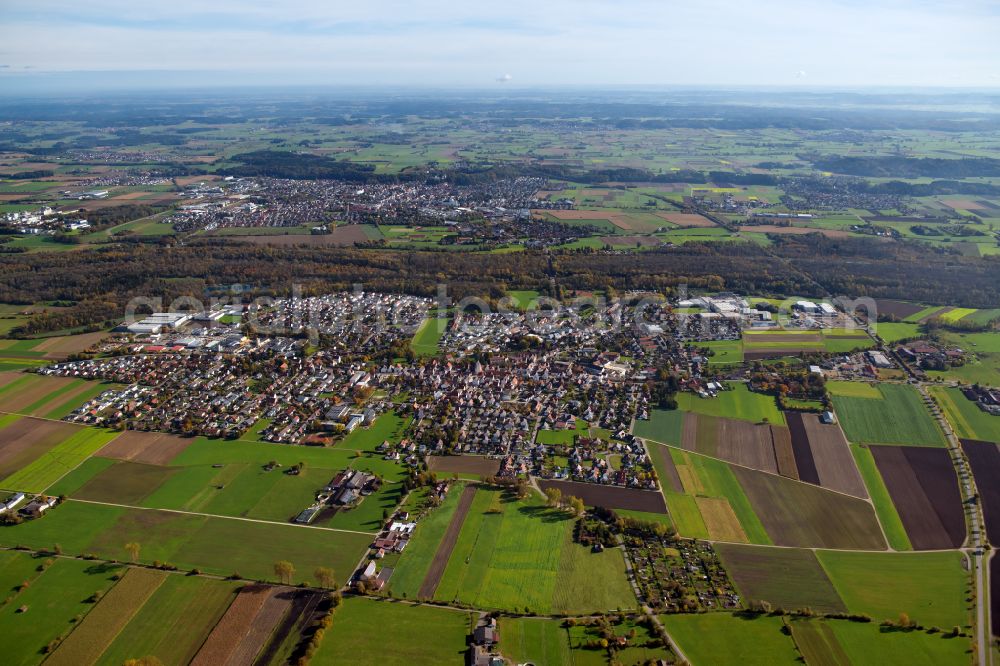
xmin=2 ymin=1 xmax=999 ymax=92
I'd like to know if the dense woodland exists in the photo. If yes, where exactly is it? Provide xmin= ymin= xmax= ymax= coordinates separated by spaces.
xmin=3 ymin=235 xmax=998 ymax=335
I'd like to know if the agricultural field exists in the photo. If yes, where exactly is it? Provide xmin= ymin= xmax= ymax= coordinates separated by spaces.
xmin=97 ymin=574 xmax=242 ymax=666
xmin=413 ymin=485 xmax=636 ymax=614
xmin=961 ymin=439 xmax=1000 ymax=544
xmin=931 ymin=386 xmax=1000 ymax=442
xmin=816 ymin=550 xmax=971 ymax=630
xmin=661 ymin=613 xmax=800 ymax=666
xmin=632 ymin=408 xmax=684 ymax=445
xmin=676 ymin=412 xmax=793 ymax=478
xmin=311 ymin=596 xmax=472 ymax=665
xmin=0 ymin=557 xmax=125 ymax=666
xmin=868 ymin=446 xmax=966 ymax=549
xmin=655 ymin=446 xmax=770 ymax=544
xmin=0 ymin=501 xmax=372 ymax=584
xmin=785 ymin=411 xmax=867 ymax=497
xmin=851 ymin=444 xmax=912 ymax=551
xmin=676 ymin=383 xmax=784 ymax=425
xmin=832 ymin=384 xmax=946 ymax=447
xmin=716 ymin=544 xmax=847 ymax=614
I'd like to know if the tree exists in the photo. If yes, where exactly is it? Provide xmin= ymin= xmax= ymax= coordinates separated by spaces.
xmin=314 ymin=566 xmax=335 ymax=589
xmin=124 ymin=542 xmax=141 ymax=563
xmin=274 ymin=560 xmax=295 ymax=585
xmin=569 ymin=496 xmax=586 ymax=517
xmin=898 ymin=612 xmax=912 ymax=628
xmin=544 ymin=487 xmax=562 ymax=508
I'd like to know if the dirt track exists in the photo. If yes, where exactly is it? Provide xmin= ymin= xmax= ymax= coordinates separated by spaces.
xmin=417 ymin=484 xmax=477 ymax=599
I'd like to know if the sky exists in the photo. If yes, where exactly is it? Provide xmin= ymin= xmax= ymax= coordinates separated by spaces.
xmin=1 ymin=0 xmax=999 ymax=91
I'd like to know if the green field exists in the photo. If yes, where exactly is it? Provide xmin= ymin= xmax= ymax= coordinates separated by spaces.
xmin=0 ymin=557 xmax=125 ymax=666
xmin=312 ymin=596 xmax=472 ymax=665
xmin=0 ymin=501 xmax=372 ymax=584
xmin=633 ymin=408 xmax=684 ymax=445
xmin=536 ymin=418 xmax=590 ymax=445
xmin=930 ymin=386 xmax=1000 ymax=442
xmin=850 ymin=444 xmax=912 ymax=551
xmin=827 ymin=619 xmax=972 ymax=665
xmin=816 ymin=550 xmax=971 ymax=629
xmin=429 ymin=487 xmax=636 ymax=614
xmin=0 ymin=427 xmax=121 ymax=493
xmin=827 ymin=381 xmax=883 ymax=399
xmin=506 ymin=289 xmax=541 ymax=310
xmin=702 ymin=339 xmax=744 ymax=364
xmin=875 ymin=322 xmax=924 ymax=343
xmin=96 ymin=574 xmax=240 ymax=666
xmin=676 ymin=383 xmax=784 ymax=425
xmin=497 ymin=617 xmax=573 ymax=665
xmin=664 ymin=447 xmax=772 ymax=545
xmin=385 ymin=483 xmax=466 ymax=598
xmin=337 ymin=412 xmax=409 ymax=452
xmin=661 ymin=613 xmax=799 ymax=665
xmin=410 ymin=316 xmax=448 ymax=357
xmin=832 ymin=384 xmax=945 ymax=446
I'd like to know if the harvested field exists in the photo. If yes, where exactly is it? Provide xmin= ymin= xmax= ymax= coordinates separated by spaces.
xmin=716 ymin=418 xmax=780 ymax=475
xmin=695 ymin=497 xmax=747 ymax=542
xmin=0 ymin=375 xmax=77 ymax=413
xmin=0 ymin=416 xmax=81 ymax=479
xmin=873 ymin=299 xmax=925 ymax=321
xmin=679 ymin=413 xmax=785 ymax=475
xmin=654 ymin=212 xmax=716 ymax=227
xmin=426 ymin=454 xmax=500 ymax=477
xmin=942 ymin=199 xmax=986 ymax=210
xmin=961 ymin=439 xmax=1000 ymax=544
xmin=233 ymin=225 xmax=374 ymax=246
xmin=732 ymin=466 xmax=886 ymax=550
xmin=653 ymin=443 xmax=684 ymax=493
xmin=96 ymin=429 xmax=194 ymax=465
xmin=0 ymin=371 xmax=25 ymax=389
xmin=800 ymin=414 xmax=867 ymax=498
xmin=253 ymin=589 xmax=325 ymax=666
xmin=74 ymin=460 xmax=177 ymax=505
xmin=715 ymin=543 xmax=846 ymax=614
xmin=870 ymin=446 xmax=965 ymax=549
xmin=417 ymin=484 xmax=477 ymax=599
xmin=544 ymin=209 xmax=659 ymax=232
xmin=192 ymin=584 xmax=273 ymax=666
xmin=30 ymin=332 xmax=109 ymax=356
xmin=537 ymin=479 xmax=668 ymax=514
xmin=224 ymin=586 xmax=296 ymax=666
xmin=737 ymin=225 xmax=851 ymax=238
xmin=46 ymin=567 xmax=166 ymax=666
xmin=771 ymin=426 xmax=799 ymax=480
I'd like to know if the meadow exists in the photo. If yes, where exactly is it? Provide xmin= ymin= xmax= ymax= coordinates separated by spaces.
xmin=931 ymin=386 xmax=1000 ymax=442
xmin=816 ymin=550 xmax=971 ymax=630
xmin=410 ymin=316 xmax=448 ymax=357
xmin=676 ymin=383 xmax=784 ymax=425
xmin=426 ymin=487 xmax=635 ymax=614
xmin=661 ymin=613 xmax=799 ymax=666
xmin=0 ymin=557 xmax=125 ymax=666
xmin=0 ymin=501 xmax=372 ymax=584
xmin=832 ymin=384 xmax=945 ymax=446
xmin=311 ymin=596 xmax=472 ymax=665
